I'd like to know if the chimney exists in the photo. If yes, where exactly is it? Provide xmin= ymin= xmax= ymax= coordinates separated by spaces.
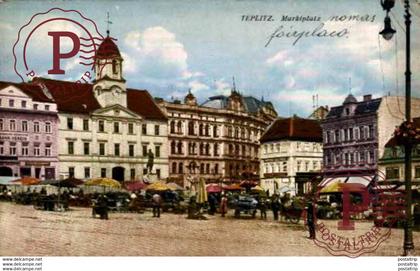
xmin=363 ymin=94 xmax=372 ymax=102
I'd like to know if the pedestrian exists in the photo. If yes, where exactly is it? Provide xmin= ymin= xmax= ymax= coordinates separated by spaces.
xmin=97 ymin=194 xmax=109 ymax=220
xmin=152 ymin=193 xmax=162 ymax=218
xmin=306 ymin=201 xmax=315 ymax=239
xmin=271 ymin=194 xmax=280 ymax=220
xmin=220 ymin=193 xmax=228 ymax=217
xmin=208 ymin=193 xmax=217 ymax=215
xmin=258 ymin=197 xmax=267 ymax=219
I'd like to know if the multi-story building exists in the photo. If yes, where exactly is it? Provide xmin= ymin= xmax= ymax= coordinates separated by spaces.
xmin=321 ymin=94 xmax=420 ymax=177
xmin=378 ymin=117 xmax=420 ymax=183
xmin=27 ymin=35 xmax=169 ymax=181
xmin=157 ymin=90 xmax=277 ymax=186
xmin=259 ymin=117 xmax=323 ymax=195
xmin=0 ymin=82 xmax=59 ymax=179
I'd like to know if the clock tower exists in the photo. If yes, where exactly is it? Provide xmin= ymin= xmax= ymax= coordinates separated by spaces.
xmin=93 ymin=35 xmax=127 ymax=108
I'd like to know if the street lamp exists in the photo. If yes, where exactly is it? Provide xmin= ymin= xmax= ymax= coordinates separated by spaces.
xmin=380 ymin=0 xmax=414 ymax=256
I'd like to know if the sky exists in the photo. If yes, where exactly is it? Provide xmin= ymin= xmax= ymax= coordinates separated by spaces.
xmin=0 ymin=0 xmax=419 ymax=117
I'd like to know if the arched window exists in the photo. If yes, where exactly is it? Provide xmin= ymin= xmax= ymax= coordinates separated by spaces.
xmin=170 ymin=121 xmax=175 ymax=134
xmin=171 ymin=141 xmax=176 ymax=154
xmin=205 ymin=124 xmax=210 ymax=136
xmin=188 ymin=122 xmax=194 ymax=135
xmin=199 ymin=124 xmax=204 ymax=136
xmin=172 ymin=162 xmax=177 ymax=174
xmin=200 ymin=163 xmax=205 ymax=174
xmin=177 ymin=121 xmax=182 ymax=134
xmin=177 ymin=142 xmax=183 ymax=154
xmin=178 ymin=163 xmax=184 ymax=174
xmin=112 ymin=60 xmax=118 ymax=74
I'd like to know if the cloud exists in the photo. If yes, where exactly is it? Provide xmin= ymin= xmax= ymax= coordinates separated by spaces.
xmin=214 ymin=79 xmax=231 ymax=95
xmin=188 ymin=80 xmax=209 ymax=93
xmin=0 ymin=22 xmax=13 ymax=31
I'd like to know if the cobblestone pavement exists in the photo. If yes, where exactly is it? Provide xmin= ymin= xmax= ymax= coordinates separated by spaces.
xmin=0 ymin=202 xmax=419 ymax=256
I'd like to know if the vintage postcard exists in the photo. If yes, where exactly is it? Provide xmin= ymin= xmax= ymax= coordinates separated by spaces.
xmin=0 ymin=0 xmax=419 ymax=270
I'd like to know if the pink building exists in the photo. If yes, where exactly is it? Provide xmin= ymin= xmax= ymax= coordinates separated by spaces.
xmin=0 ymin=82 xmax=59 ymax=180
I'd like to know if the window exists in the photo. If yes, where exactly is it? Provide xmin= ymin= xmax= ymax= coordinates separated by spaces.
xmin=386 ymin=167 xmax=400 ymax=179
xmin=130 ymin=169 xmax=136 ymax=180
xmin=34 ymin=144 xmax=40 ymax=156
xmin=114 ymin=122 xmax=120 ymax=133
xmin=45 ymin=144 xmax=51 ymax=156
xmin=9 ymin=99 xmax=14 ymax=107
xmin=45 ymin=122 xmax=51 ymax=133
xmin=114 ymin=143 xmax=120 ymax=156
xmin=369 ymin=125 xmax=374 ymax=139
xmin=83 ymin=119 xmax=89 ymax=131
xmin=22 ymin=142 xmax=28 ymax=156
xmin=143 ymin=168 xmax=148 ymax=175
xmin=142 ymin=145 xmax=148 ymax=157
xmin=10 ymin=120 xmax=16 ymax=131
xmin=335 ymin=130 xmax=340 ymax=143
xmin=415 ymin=167 xmax=420 ymax=179
xmin=156 ymin=169 xmax=161 ymax=179
xmin=21 ymin=100 xmax=27 ymax=108
xmin=69 ymin=167 xmax=75 ymax=178
xmin=84 ymin=142 xmax=90 ymax=155
xmin=112 ymin=59 xmax=118 ymax=74
xmin=360 ymin=126 xmax=365 ymax=139
xmin=172 ymin=163 xmax=177 ymax=174
xmin=129 ymin=144 xmax=135 ymax=157
xmin=33 ymin=104 xmax=38 ymax=110
xmin=68 ymin=141 xmax=74 ymax=155
xmin=178 ymin=163 xmax=183 ymax=174
xmin=215 ymin=164 xmax=219 ymax=174
xmin=99 ymin=143 xmax=105 ymax=155
xmin=84 ymin=167 xmax=90 ymax=178
xmin=98 ymin=120 xmax=105 ymax=132
xmin=155 ymin=145 xmax=160 ymax=158
xmin=9 ymin=142 xmax=17 ymax=155
xmin=45 ymin=105 xmax=50 ymax=111
xmin=67 ymin=118 xmax=73 ymax=130
xmin=0 ymin=119 xmax=3 ymax=130
xmin=101 ymin=168 xmax=106 ymax=178
xmin=154 ymin=125 xmax=160 ymax=135
xmin=33 ymin=121 xmax=39 ymax=133
xmin=128 ymin=123 xmax=134 ymax=134
xmin=0 ymin=141 xmax=3 ymax=155
xmin=142 ymin=124 xmax=147 ymax=135
xmin=170 ymin=121 xmax=175 ymax=134
xmin=214 ymin=143 xmax=219 ymax=156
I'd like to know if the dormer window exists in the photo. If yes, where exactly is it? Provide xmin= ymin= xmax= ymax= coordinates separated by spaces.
xmin=345 ymin=108 xmax=350 ymax=115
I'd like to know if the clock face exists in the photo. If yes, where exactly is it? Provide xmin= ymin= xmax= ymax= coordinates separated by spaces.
xmin=112 ymin=87 xmax=121 ymax=96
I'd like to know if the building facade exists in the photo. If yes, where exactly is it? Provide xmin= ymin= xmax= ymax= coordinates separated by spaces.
xmin=158 ymin=90 xmax=277 ymax=186
xmin=378 ymin=118 xmax=420 ymax=184
xmin=260 ymin=117 xmax=323 ymax=195
xmin=321 ymin=94 xmax=420 ymax=177
xmin=28 ymin=36 xmax=169 ymax=182
xmin=0 ymin=82 xmax=59 ymax=179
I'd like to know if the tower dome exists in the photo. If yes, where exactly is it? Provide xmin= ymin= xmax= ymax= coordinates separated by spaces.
xmin=96 ymin=37 xmax=121 ymax=59
xmin=343 ymin=94 xmax=357 ymax=104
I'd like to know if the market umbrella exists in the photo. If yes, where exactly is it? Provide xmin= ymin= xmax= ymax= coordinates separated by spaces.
xmin=223 ymin=183 xmax=243 ymax=191
xmin=196 ymin=178 xmax=208 ymax=204
xmin=206 ymin=183 xmax=222 ymax=193
xmin=167 ymin=182 xmax=184 ymax=191
xmin=43 ymin=177 xmax=83 ymax=188
xmin=12 ymin=176 xmax=41 ymax=185
xmin=85 ymin=178 xmax=121 ymax=189
xmin=320 ymin=182 xmax=342 ymax=193
xmin=240 ymin=180 xmax=258 ymax=188
xmin=251 ymin=185 xmax=264 ymax=191
xmin=146 ymin=181 xmax=170 ymax=191
xmin=124 ymin=180 xmax=146 ymax=191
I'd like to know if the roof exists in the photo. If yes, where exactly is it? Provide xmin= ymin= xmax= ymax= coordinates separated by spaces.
xmin=0 ymin=81 xmax=54 ymax=103
xmin=326 ymin=97 xmax=382 ymax=119
xmin=385 ymin=117 xmax=420 ymax=147
xmin=201 ymin=94 xmax=273 ymax=114
xmin=96 ymin=37 xmax=121 ymax=59
xmin=127 ymin=89 xmax=167 ymax=121
xmin=32 ymin=78 xmax=101 ymax=114
xmin=30 ymin=78 xmax=166 ymax=120
xmin=260 ymin=117 xmax=323 ymax=143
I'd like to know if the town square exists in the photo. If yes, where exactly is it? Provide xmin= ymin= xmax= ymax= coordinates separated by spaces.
xmin=0 ymin=1 xmax=420 ymax=270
